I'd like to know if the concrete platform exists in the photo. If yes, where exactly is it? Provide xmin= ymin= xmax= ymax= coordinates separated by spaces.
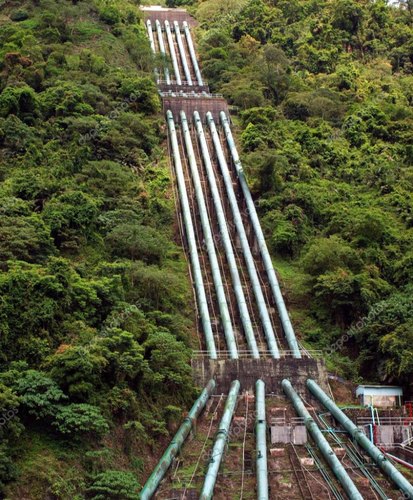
xmin=191 ymin=357 xmax=329 ymax=397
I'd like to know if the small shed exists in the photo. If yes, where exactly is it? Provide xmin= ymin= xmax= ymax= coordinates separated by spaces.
xmin=356 ymin=385 xmax=403 ymax=407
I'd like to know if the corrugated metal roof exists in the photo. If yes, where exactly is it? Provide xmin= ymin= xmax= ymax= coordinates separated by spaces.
xmin=356 ymin=385 xmax=403 ymax=396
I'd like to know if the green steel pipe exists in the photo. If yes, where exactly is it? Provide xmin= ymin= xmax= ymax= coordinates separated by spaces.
xmin=307 ymin=379 xmax=413 ymax=499
xmin=174 ymin=21 xmax=193 ymax=85
xmin=207 ymin=112 xmax=280 ymax=359
xmin=140 ymin=379 xmax=216 ymax=500
xmin=155 ymin=19 xmax=170 ymax=84
xmin=164 ymin=20 xmax=182 ymax=85
xmin=193 ymin=111 xmax=259 ymax=358
xmin=220 ymin=112 xmax=301 ymax=359
xmin=166 ymin=110 xmax=217 ymax=359
xmin=199 ymin=380 xmax=240 ymax=500
xmin=145 ymin=20 xmax=159 ymax=82
xmin=183 ymin=21 xmax=203 ymax=86
xmin=180 ymin=111 xmax=238 ymax=359
xmin=282 ymin=379 xmax=363 ymax=500
xmin=256 ymin=380 xmax=269 ymax=500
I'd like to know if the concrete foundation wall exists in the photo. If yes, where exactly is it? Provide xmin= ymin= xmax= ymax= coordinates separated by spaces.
xmin=191 ymin=358 xmax=329 ymax=398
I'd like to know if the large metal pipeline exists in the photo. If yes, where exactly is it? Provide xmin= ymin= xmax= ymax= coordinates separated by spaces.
xmin=146 ymin=20 xmax=156 ymax=53
xmin=183 ymin=21 xmax=204 ymax=86
xmin=164 ymin=20 xmax=182 ymax=85
xmin=146 ymin=20 xmax=159 ymax=83
xmin=174 ymin=21 xmax=193 ymax=85
xmin=180 ymin=111 xmax=238 ymax=359
xmin=207 ymin=113 xmax=280 ymax=359
xmin=199 ymin=380 xmax=240 ymax=500
xmin=166 ymin=110 xmax=217 ymax=359
xmin=194 ymin=111 xmax=259 ymax=358
xmin=307 ymin=379 xmax=413 ymax=499
xmin=282 ymin=379 xmax=363 ymax=500
xmin=140 ymin=379 xmax=216 ymax=499
xmin=155 ymin=19 xmax=171 ymax=84
xmin=220 ymin=112 xmax=301 ymax=359
xmin=256 ymin=380 xmax=269 ymax=500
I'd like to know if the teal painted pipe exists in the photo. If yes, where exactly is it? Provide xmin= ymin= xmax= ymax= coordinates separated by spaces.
xmin=140 ymin=379 xmax=216 ymax=499
xmin=166 ymin=110 xmax=217 ymax=359
xmin=146 ymin=20 xmax=156 ymax=53
xmin=199 ymin=380 xmax=240 ymax=500
xmin=194 ymin=111 xmax=259 ymax=358
xmin=183 ymin=21 xmax=203 ymax=86
xmin=282 ymin=379 xmax=363 ymax=500
xmin=155 ymin=19 xmax=170 ymax=84
xmin=164 ymin=20 xmax=182 ymax=85
xmin=220 ymin=112 xmax=301 ymax=359
xmin=145 ymin=20 xmax=159 ymax=82
xmin=256 ymin=380 xmax=269 ymax=500
xmin=174 ymin=21 xmax=193 ymax=85
xmin=180 ymin=111 xmax=238 ymax=359
xmin=307 ymin=379 xmax=413 ymax=499
xmin=207 ymin=112 xmax=280 ymax=359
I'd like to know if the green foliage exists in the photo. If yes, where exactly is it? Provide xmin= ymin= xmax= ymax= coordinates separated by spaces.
xmin=14 ymin=370 xmax=67 ymax=419
xmin=0 ymin=2 xmax=194 ymax=493
xmin=0 ymin=86 xmax=38 ymax=121
xmin=86 ymin=470 xmax=140 ymax=500
xmin=198 ymin=0 xmax=413 ymax=384
xmin=52 ymin=404 xmax=109 ymax=437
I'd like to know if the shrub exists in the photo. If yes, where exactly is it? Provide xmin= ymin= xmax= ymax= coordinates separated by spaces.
xmin=87 ymin=470 xmax=140 ymax=499
xmin=10 ymin=10 xmax=29 ymax=22
xmin=53 ymin=404 xmax=109 ymax=437
xmin=14 ymin=370 xmax=67 ymax=419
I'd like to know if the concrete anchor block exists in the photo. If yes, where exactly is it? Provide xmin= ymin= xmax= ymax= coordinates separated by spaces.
xmin=300 ymin=457 xmax=314 ymax=466
xmin=333 ymin=447 xmax=346 ymax=457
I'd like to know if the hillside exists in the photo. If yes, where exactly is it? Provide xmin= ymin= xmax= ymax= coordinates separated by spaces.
xmin=1 ymin=0 xmax=413 ymax=498
xmin=195 ymin=0 xmax=413 ymax=386
xmin=0 ymin=0 xmax=197 ymax=497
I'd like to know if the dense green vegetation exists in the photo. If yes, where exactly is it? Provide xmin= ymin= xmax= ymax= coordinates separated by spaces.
xmin=1 ymin=0 xmax=413 ymax=495
xmin=0 ymin=0 xmax=196 ymax=497
xmin=195 ymin=0 xmax=413 ymax=384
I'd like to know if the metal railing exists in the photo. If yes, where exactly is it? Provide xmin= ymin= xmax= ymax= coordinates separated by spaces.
xmin=192 ymin=349 xmax=322 ymax=358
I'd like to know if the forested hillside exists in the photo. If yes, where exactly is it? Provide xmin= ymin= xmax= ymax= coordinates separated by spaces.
xmin=195 ymin=0 xmax=413 ymax=385
xmin=0 ymin=0 xmax=196 ymax=497
xmin=1 ymin=0 xmax=413 ymax=497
